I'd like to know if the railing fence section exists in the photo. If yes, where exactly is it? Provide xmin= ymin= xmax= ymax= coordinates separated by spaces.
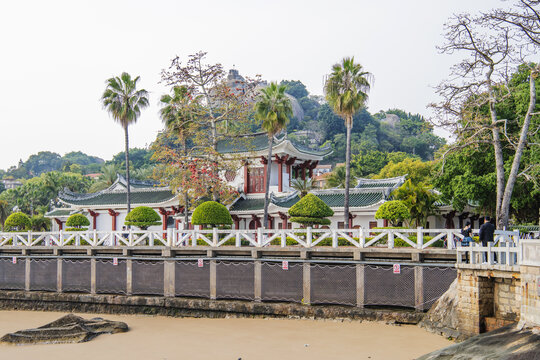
xmin=0 ymin=228 xmax=521 ymax=250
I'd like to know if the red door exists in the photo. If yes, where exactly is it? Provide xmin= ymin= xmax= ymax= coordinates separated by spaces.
xmin=248 ymin=167 xmax=264 ymax=193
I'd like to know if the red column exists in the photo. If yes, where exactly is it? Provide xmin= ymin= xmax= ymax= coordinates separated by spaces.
xmin=243 ymin=163 xmax=249 ymax=193
xmin=278 ymin=212 xmax=287 ymax=230
xmin=108 ymin=209 xmax=118 ymax=231
xmin=88 ymin=210 xmax=99 ymax=230
xmin=278 ymin=159 xmax=283 ymax=192
xmin=54 ymin=218 xmax=63 ymax=231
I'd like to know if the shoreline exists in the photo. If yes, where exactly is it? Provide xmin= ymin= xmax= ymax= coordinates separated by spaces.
xmin=0 ymin=310 xmax=452 ymax=360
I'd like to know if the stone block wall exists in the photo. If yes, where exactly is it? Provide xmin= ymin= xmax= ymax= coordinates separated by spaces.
xmin=457 ymin=269 xmax=521 ymax=336
xmin=520 ymin=265 xmax=540 ymax=326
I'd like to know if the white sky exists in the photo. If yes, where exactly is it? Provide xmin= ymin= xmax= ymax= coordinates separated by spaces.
xmin=0 ymin=0 xmax=509 ymax=170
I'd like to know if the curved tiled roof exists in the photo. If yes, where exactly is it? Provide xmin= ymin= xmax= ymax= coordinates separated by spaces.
xmin=230 ymin=190 xmax=385 ymax=212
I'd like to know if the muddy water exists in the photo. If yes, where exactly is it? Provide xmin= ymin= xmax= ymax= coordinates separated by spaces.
xmin=0 ymin=310 xmax=451 ymax=359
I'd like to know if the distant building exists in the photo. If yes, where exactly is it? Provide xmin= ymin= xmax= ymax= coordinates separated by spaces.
xmin=313 ymin=164 xmax=332 ymax=176
xmin=1 ymin=179 xmax=23 ymax=190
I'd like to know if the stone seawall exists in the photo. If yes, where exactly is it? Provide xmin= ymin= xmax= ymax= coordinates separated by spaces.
xmin=0 ymin=290 xmax=424 ymax=324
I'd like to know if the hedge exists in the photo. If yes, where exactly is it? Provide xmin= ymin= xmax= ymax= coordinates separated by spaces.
xmin=125 ymin=206 xmax=161 ymax=230
xmin=66 ymin=214 xmax=90 ymax=229
xmin=4 ymin=212 xmax=31 ymax=232
xmin=191 ymin=201 xmax=232 ymax=227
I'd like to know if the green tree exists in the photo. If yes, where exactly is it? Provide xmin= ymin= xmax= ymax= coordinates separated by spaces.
xmin=191 ymin=201 xmax=232 ymax=228
xmin=101 ymin=72 xmax=150 ymax=214
xmin=0 ymin=200 xmax=10 ymax=231
xmin=291 ymin=178 xmax=314 ymax=197
xmin=89 ymin=164 xmax=119 ymax=193
xmin=255 ymin=82 xmax=293 ymax=228
xmin=4 ymin=212 xmax=31 ymax=232
xmin=325 ymin=165 xmax=347 ymax=189
xmin=66 ymin=213 xmax=90 ymax=230
xmin=375 ymin=200 xmax=410 ymax=227
xmin=393 ymin=180 xmax=439 ymax=227
xmin=31 ymin=215 xmax=51 ymax=232
xmin=374 ymin=158 xmax=433 ymax=184
xmin=324 ymin=57 xmax=372 ymax=225
xmin=124 ymin=206 xmax=161 ymax=230
xmin=288 ymin=193 xmax=334 ymax=227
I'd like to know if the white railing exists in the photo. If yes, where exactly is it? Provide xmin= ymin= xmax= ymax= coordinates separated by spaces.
xmin=0 ymin=228 xmax=520 ymax=250
xmin=456 ymin=241 xmax=522 ymax=267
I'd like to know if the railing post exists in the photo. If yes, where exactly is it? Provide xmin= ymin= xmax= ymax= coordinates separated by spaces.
xmin=167 ymin=228 xmax=173 ymax=247
xmin=359 ymin=228 xmax=365 ymax=248
xmin=307 ymin=227 xmax=312 ymax=248
xmin=192 ymin=230 xmax=197 ymax=247
xmin=332 ymin=230 xmax=338 ymax=248
xmin=59 ymin=230 xmax=63 ymax=247
xmin=93 ymin=230 xmax=97 ymax=246
xmin=487 ymin=242 xmax=493 ymax=265
xmin=236 ymin=232 xmax=241 ymax=247
xmin=76 ymin=233 xmax=80 ymax=246
xmin=417 ymin=227 xmax=423 ymax=249
xmin=213 ymin=227 xmax=218 ymax=247
xmin=281 ymin=230 xmax=286 ymax=248
xmin=129 ymin=229 xmax=133 ymax=246
xmin=446 ymin=230 xmax=454 ymax=249
xmin=388 ymin=230 xmax=394 ymax=249
xmin=257 ymin=227 xmax=263 ymax=247
xmin=27 ymin=230 xmax=32 ymax=246
xmin=149 ymin=232 xmax=154 ymax=247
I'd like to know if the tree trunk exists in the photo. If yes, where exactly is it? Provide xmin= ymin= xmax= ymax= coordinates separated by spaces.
xmin=184 ymin=192 xmax=189 ymax=229
xmin=344 ymin=117 xmax=352 ymax=227
xmin=487 ymin=67 xmax=505 ymax=228
xmin=124 ymin=125 xmax=131 ymax=214
xmin=263 ymin=135 xmax=273 ymax=228
xmin=499 ymin=70 xmax=537 ymax=229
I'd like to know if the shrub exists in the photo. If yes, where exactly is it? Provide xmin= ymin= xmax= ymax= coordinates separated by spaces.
xmin=31 ymin=215 xmax=51 ymax=232
xmin=375 ymin=200 xmax=410 ymax=226
xmin=288 ymin=194 xmax=334 ymax=227
xmin=125 ymin=206 xmax=161 ymax=230
xmin=66 ymin=214 xmax=90 ymax=229
xmin=4 ymin=212 xmax=31 ymax=232
xmin=191 ymin=201 xmax=232 ymax=227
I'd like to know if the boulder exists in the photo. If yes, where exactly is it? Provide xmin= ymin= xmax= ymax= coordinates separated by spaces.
xmin=0 ymin=314 xmax=128 ymax=345
xmin=417 ymin=324 xmax=540 ymax=360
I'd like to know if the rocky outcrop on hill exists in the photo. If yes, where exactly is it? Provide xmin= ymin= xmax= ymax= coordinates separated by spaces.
xmin=417 ymin=323 xmax=540 ymax=360
xmin=0 ymin=314 xmax=128 ymax=345
xmin=418 ymin=279 xmax=462 ymax=339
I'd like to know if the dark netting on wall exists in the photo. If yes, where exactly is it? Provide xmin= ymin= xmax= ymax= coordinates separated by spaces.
xmin=216 ymin=261 xmax=254 ymax=300
xmin=364 ymin=265 xmax=415 ymax=308
xmin=261 ymin=261 xmax=303 ymax=303
xmin=175 ymin=260 xmax=210 ymax=298
xmin=311 ymin=264 xmax=356 ymax=306
xmin=30 ymin=258 xmax=57 ymax=292
xmin=0 ymin=258 xmax=26 ymax=290
xmin=132 ymin=260 xmax=164 ymax=296
xmin=62 ymin=259 xmax=91 ymax=293
xmin=96 ymin=259 xmax=127 ymax=294
xmin=422 ymin=266 xmax=457 ymax=310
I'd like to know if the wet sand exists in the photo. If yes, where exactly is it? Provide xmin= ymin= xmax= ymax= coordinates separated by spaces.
xmin=0 ymin=310 xmax=451 ymax=359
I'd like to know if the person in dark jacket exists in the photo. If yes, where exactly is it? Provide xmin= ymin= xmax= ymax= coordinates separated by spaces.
xmin=461 ymin=221 xmax=473 ymax=246
xmin=479 ymin=217 xmax=495 ymax=262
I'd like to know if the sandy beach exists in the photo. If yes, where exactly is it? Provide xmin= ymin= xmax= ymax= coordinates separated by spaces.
xmin=0 ymin=310 xmax=451 ymax=360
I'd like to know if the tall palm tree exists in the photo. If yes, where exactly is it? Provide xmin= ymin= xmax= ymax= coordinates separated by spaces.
xmin=160 ymin=85 xmax=196 ymax=227
xmin=101 ymin=73 xmax=149 ymax=213
xmin=324 ymin=57 xmax=371 ymax=226
xmin=0 ymin=200 xmax=10 ymax=231
xmin=291 ymin=178 xmax=314 ymax=198
xmin=255 ymin=83 xmax=293 ymax=228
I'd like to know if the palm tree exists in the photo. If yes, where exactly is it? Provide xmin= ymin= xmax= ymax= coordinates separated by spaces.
xmin=324 ymin=57 xmax=371 ymax=226
xmin=325 ymin=165 xmax=347 ymax=189
xmin=255 ymin=83 xmax=293 ymax=228
xmin=291 ymin=178 xmax=314 ymax=198
xmin=0 ymin=200 xmax=10 ymax=231
xmin=101 ymin=73 xmax=149 ymax=213
xmin=160 ymin=85 xmax=196 ymax=227
xmin=89 ymin=164 xmax=119 ymax=193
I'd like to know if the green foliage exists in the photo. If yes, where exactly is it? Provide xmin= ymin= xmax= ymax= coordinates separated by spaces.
xmin=31 ymin=215 xmax=51 ymax=231
xmin=0 ymin=200 xmax=10 ymax=231
xmin=325 ymin=165 xmax=347 ymax=188
xmin=66 ymin=213 xmax=90 ymax=229
xmin=374 ymin=200 xmax=410 ymax=227
xmin=124 ymin=206 xmax=161 ymax=230
xmin=4 ymin=212 xmax=31 ymax=231
xmin=256 ymin=83 xmax=293 ymax=136
xmin=191 ymin=201 xmax=232 ymax=227
xmin=374 ymin=158 xmax=433 ymax=184
xmin=280 ymin=80 xmax=308 ymax=99
xmin=288 ymin=194 xmax=334 ymax=226
xmin=393 ymin=180 xmax=439 ymax=227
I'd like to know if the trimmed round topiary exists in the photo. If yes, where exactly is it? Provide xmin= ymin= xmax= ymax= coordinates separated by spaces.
xmin=375 ymin=200 xmax=410 ymax=227
xmin=124 ymin=206 xmax=161 ymax=230
xmin=288 ymin=193 xmax=334 ymax=227
xmin=4 ymin=212 xmax=31 ymax=232
xmin=66 ymin=214 xmax=90 ymax=229
xmin=191 ymin=201 xmax=232 ymax=227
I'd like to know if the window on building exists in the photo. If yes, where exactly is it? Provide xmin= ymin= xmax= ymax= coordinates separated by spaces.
xmin=338 ymin=222 xmax=344 ymax=229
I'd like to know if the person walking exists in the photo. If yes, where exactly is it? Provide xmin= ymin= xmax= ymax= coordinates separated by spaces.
xmin=479 ymin=216 xmax=495 ymax=263
xmin=460 ymin=221 xmax=473 ymax=263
